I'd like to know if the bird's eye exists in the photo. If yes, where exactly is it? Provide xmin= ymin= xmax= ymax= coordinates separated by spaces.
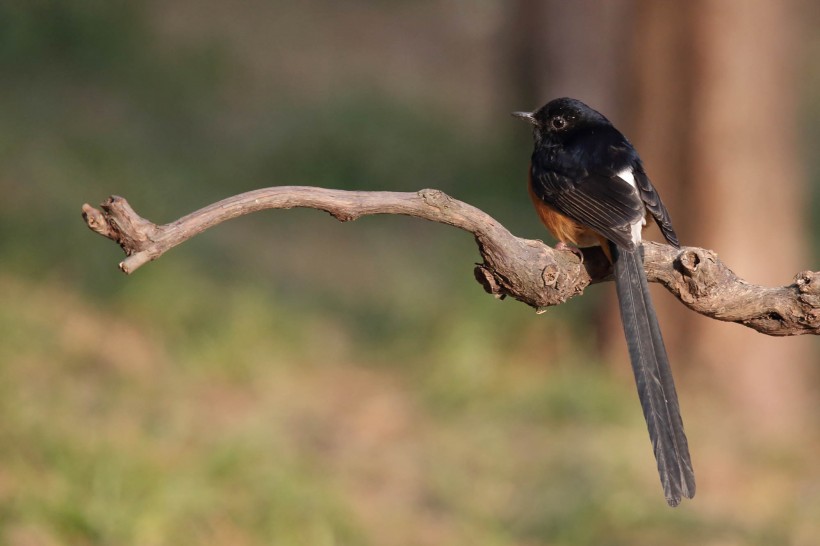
xmin=551 ymin=116 xmax=566 ymax=130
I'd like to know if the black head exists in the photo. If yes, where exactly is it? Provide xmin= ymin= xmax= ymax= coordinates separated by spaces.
xmin=512 ymin=97 xmax=611 ymax=144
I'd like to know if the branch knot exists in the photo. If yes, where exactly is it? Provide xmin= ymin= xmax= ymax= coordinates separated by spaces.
xmin=675 ymin=248 xmax=723 ymax=302
xmin=418 ymin=188 xmax=452 ymax=210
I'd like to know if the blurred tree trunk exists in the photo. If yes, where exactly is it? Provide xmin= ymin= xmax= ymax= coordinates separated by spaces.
xmin=627 ymin=0 xmax=815 ymax=440
xmin=620 ymin=1 xmax=697 ymax=363
xmin=504 ymin=0 xmax=815 ymax=440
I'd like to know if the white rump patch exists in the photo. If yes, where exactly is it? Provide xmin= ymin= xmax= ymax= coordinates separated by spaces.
xmin=616 ymin=167 xmax=645 ymax=245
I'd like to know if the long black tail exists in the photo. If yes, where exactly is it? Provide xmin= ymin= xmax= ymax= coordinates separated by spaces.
xmin=611 ymin=243 xmax=695 ymax=507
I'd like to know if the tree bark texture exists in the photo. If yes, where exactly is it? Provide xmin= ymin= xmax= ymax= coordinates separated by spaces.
xmin=82 ymin=187 xmax=820 ymax=338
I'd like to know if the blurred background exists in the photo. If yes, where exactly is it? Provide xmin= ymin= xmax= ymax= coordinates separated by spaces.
xmin=1 ymin=1 xmax=819 ymax=544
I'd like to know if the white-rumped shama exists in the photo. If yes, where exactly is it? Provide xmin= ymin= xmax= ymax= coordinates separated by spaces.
xmin=514 ymin=97 xmax=695 ymax=507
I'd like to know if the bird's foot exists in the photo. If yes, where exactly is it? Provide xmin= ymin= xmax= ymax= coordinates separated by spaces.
xmin=555 ymin=241 xmax=584 ymax=263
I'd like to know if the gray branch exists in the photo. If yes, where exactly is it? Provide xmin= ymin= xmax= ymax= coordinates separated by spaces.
xmin=81 ymin=186 xmax=820 ymax=336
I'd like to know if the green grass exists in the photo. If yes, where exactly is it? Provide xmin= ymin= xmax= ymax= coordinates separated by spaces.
xmin=0 ymin=276 xmax=367 ymax=545
xmin=1 ymin=273 xmax=818 ymax=545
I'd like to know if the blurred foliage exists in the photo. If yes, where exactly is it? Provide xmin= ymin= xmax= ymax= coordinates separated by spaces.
xmin=0 ymin=1 xmax=818 ymax=545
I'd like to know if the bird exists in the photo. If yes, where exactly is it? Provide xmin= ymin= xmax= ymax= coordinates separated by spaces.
xmin=513 ymin=97 xmax=695 ymax=507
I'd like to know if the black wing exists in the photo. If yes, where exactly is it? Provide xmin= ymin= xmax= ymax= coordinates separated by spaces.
xmin=634 ymin=168 xmax=679 ymax=248
xmin=530 ymin=164 xmax=645 ymax=250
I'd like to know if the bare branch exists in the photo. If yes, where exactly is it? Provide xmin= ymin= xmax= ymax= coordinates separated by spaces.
xmin=82 ymin=186 xmax=820 ymax=336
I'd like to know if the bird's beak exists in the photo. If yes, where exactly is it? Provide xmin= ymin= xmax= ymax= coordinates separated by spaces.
xmin=511 ymin=111 xmax=537 ymax=126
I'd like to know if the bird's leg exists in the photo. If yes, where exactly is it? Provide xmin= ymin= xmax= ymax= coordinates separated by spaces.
xmin=554 ymin=241 xmax=584 ymax=263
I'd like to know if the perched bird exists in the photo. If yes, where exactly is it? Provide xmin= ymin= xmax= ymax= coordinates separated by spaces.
xmin=514 ymin=97 xmax=695 ymax=506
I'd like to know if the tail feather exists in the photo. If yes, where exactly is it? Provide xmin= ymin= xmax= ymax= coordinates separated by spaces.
xmin=611 ymin=243 xmax=695 ymax=506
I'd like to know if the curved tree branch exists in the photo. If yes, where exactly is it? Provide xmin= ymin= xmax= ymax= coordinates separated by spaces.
xmin=81 ymin=186 xmax=820 ymax=336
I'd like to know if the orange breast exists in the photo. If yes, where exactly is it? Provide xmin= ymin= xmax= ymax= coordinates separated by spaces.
xmin=528 ymin=170 xmax=601 ymax=247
